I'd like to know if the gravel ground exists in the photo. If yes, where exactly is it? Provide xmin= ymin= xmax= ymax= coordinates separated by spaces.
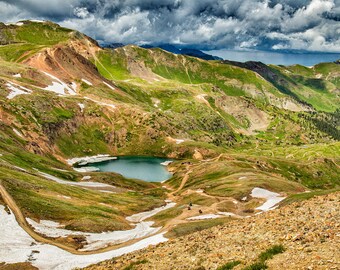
xmin=83 ymin=192 xmax=340 ymax=270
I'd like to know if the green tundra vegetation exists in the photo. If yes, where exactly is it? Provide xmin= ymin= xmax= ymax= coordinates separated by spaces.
xmin=0 ymin=21 xmax=338 ymax=236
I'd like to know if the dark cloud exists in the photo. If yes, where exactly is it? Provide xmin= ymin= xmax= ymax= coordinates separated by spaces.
xmin=0 ymin=0 xmax=339 ymax=52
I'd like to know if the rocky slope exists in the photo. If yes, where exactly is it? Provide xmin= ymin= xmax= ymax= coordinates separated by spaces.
xmin=83 ymin=192 xmax=340 ymax=270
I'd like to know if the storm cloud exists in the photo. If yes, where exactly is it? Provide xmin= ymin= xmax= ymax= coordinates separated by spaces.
xmin=0 ymin=0 xmax=339 ymax=52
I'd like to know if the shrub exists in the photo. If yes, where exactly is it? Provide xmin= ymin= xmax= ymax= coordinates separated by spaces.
xmin=243 ymin=262 xmax=268 ymax=270
xmin=217 ymin=260 xmax=241 ymax=270
xmin=258 ymin=244 xmax=285 ymax=262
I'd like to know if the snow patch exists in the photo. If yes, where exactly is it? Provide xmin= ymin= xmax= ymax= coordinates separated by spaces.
xmin=13 ymin=166 xmax=27 ymax=172
xmin=84 ymin=97 xmax=116 ymax=109
xmin=6 ymin=82 xmax=32 ymax=99
xmin=187 ymin=214 xmax=222 ymax=220
xmin=26 ymin=218 xmax=75 ymax=238
xmin=36 ymin=170 xmax=115 ymax=189
xmin=57 ymin=195 xmax=71 ymax=200
xmin=82 ymin=79 xmax=93 ymax=86
xmin=127 ymin=202 xmax=176 ymax=223
xmin=103 ymin=81 xmax=115 ymax=90
xmin=43 ymin=72 xmax=77 ymax=96
xmin=13 ymin=73 xmax=21 ymax=78
xmin=78 ymin=103 xmax=85 ymax=112
xmin=250 ymin=187 xmax=285 ymax=211
xmin=82 ymin=176 xmax=92 ymax=181
xmin=13 ymin=128 xmax=24 ymax=138
xmin=67 ymin=154 xmax=117 ymax=166
xmin=218 ymin=212 xmax=236 ymax=217
xmin=160 ymin=160 xmax=172 ymax=166
xmin=73 ymin=167 xmax=100 ymax=173
xmin=80 ymin=221 xmax=160 ymax=251
xmin=70 ymin=82 xmax=77 ymax=91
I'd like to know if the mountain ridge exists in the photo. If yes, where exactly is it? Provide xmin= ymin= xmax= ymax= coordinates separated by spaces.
xmin=140 ymin=43 xmax=223 ymax=60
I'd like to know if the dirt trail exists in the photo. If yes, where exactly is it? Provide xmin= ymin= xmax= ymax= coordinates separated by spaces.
xmin=0 ymin=184 xmax=85 ymax=254
xmin=158 ymin=156 xmax=270 ymax=233
xmin=172 ymin=169 xmax=192 ymax=195
xmin=160 ymin=162 xmax=245 ymax=232
xmin=0 ymin=183 xmax=165 ymax=255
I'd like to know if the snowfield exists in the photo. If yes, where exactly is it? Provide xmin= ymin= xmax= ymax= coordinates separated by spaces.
xmin=26 ymin=219 xmax=161 ymax=252
xmin=24 ymin=197 xmax=175 ymax=251
xmin=36 ymin=170 xmax=116 ymax=191
xmin=73 ymin=166 xmax=100 ymax=172
xmin=6 ymin=82 xmax=32 ymax=99
xmin=0 ymin=205 xmax=168 ymax=270
xmin=250 ymin=187 xmax=286 ymax=211
xmin=42 ymin=72 xmax=77 ymax=96
xmin=66 ymin=154 xmax=117 ymax=166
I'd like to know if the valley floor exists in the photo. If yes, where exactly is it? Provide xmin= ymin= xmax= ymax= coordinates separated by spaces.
xmin=83 ymin=192 xmax=340 ymax=270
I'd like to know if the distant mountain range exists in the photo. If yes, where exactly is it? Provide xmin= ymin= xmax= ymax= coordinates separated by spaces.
xmin=103 ymin=43 xmax=222 ymax=61
xmin=142 ymin=44 xmax=223 ymax=60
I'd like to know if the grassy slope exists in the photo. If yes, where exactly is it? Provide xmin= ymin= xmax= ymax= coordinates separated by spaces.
xmin=168 ymin=142 xmax=339 ymax=193
xmin=0 ymin=122 xmax=166 ymax=232
xmin=0 ymin=22 xmax=338 ymax=236
xmin=93 ymin=46 xmax=339 ymax=147
xmin=270 ymin=63 xmax=340 ymax=112
xmin=97 ymin=46 xmax=280 ymax=97
xmin=0 ymin=21 xmax=72 ymax=62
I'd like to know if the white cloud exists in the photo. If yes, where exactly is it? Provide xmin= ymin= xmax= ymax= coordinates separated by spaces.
xmin=0 ymin=0 xmax=339 ymax=52
xmin=283 ymin=0 xmax=335 ymax=32
xmin=74 ymin=7 xmax=89 ymax=19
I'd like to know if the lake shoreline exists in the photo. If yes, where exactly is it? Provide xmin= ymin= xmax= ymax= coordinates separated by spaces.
xmin=71 ymin=155 xmax=174 ymax=182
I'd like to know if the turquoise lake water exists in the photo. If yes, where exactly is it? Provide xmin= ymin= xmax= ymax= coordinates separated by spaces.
xmin=86 ymin=156 xmax=173 ymax=182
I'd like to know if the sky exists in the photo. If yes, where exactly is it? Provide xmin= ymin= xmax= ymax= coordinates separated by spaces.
xmin=0 ymin=0 xmax=340 ymax=53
